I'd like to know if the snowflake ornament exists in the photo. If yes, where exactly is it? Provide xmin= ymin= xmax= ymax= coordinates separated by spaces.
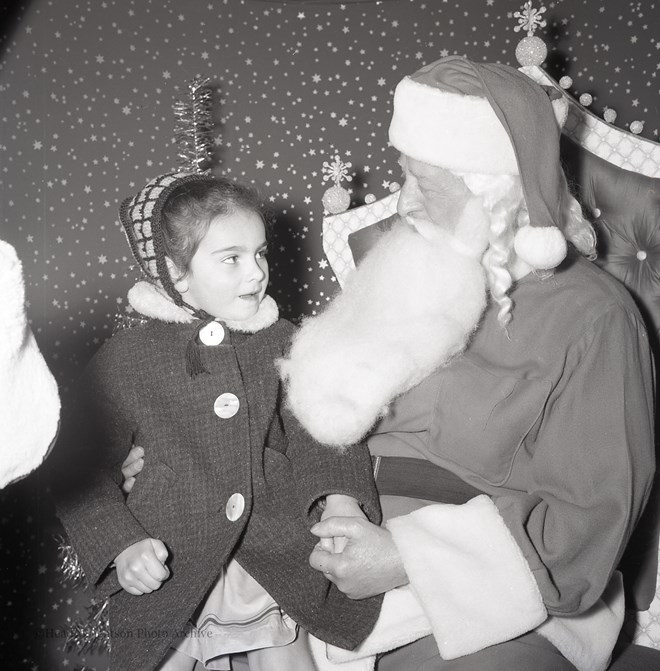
xmin=322 ymin=154 xmax=353 ymax=185
xmin=513 ymin=2 xmax=548 ymax=67
xmin=513 ymin=2 xmax=547 ymax=37
xmin=322 ymin=154 xmax=353 ymax=214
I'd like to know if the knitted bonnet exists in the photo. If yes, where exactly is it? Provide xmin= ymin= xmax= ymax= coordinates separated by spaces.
xmin=389 ymin=55 xmax=570 ymax=270
xmin=120 ymin=171 xmax=222 ymax=377
xmin=119 ymin=171 xmax=216 ymax=319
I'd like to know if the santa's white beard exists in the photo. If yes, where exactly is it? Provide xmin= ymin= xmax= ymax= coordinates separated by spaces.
xmin=278 ymin=220 xmax=488 ymax=448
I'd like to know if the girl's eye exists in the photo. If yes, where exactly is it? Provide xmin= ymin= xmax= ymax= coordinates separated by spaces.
xmin=257 ymin=248 xmax=268 ymax=259
xmin=223 ymin=255 xmax=238 ymax=265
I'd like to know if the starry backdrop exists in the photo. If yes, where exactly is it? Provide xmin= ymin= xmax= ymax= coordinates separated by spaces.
xmin=0 ymin=0 xmax=658 ymax=668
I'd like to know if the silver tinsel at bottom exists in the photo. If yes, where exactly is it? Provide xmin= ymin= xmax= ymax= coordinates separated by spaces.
xmin=65 ymin=598 xmax=111 ymax=654
xmin=57 ymin=535 xmax=112 ymax=655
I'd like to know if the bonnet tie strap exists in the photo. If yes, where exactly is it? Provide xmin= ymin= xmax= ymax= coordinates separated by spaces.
xmin=185 ymin=316 xmax=215 ymax=378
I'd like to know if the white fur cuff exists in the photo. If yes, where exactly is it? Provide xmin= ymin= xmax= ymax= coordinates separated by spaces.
xmin=310 ymin=586 xmax=433 ymax=671
xmin=537 ymin=572 xmax=625 ymax=671
xmin=387 ymin=495 xmax=547 ymax=659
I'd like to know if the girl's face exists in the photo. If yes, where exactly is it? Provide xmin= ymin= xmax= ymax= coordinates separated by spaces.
xmin=174 ymin=208 xmax=269 ymax=322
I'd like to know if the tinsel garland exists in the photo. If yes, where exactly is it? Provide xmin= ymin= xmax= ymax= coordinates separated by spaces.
xmin=65 ymin=598 xmax=111 ymax=654
xmin=173 ymin=75 xmax=215 ymax=173
xmin=56 ymin=534 xmax=112 ymax=654
xmin=56 ymin=534 xmax=87 ymax=588
xmin=112 ymin=310 xmax=149 ymax=335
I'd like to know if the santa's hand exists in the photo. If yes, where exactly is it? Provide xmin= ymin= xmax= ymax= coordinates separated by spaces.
xmin=121 ymin=445 xmax=144 ymax=494
xmin=309 ymin=517 xmax=408 ymax=599
xmin=114 ymin=538 xmax=170 ymax=595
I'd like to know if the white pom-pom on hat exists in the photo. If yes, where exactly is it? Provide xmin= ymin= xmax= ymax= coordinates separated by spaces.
xmin=514 ymin=224 xmax=567 ymax=270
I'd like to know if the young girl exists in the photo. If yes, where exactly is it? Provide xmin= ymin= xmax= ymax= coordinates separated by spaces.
xmin=53 ymin=173 xmax=382 ymax=671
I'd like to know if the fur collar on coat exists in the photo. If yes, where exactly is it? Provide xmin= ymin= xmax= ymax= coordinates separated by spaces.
xmin=127 ymin=280 xmax=279 ymax=333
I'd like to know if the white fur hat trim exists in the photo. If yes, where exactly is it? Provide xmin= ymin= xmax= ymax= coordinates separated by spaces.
xmin=514 ymin=224 xmax=568 ymax=270
xmin=389 ymin=76 xmax=568 ymax=176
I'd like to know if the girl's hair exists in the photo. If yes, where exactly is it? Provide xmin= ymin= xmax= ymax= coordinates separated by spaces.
xmin=161 ymin=177 xmax=267 ymax=279
xmin=458 ymin=170 xmax=597 ymax=328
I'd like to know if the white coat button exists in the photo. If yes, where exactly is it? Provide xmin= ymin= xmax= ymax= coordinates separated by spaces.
xmin=199 ymin=321 xmax=225 ymax=346
xmin=214 ymin=393 xmax=240 ymax=419
xmin=226 ymin=493 xmax=245 ymax=521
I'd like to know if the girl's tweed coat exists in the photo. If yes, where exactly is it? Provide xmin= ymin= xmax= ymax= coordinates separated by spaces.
xmin=54 ymin=285 xmax=382 ymax=671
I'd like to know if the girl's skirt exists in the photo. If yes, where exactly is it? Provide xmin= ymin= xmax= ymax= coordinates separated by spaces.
xmin=173 ymin=558 xmax=297 ymax=670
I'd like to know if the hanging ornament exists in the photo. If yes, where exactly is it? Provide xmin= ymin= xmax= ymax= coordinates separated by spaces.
xmin=630 ymin=120 xmax=644 ymax=135
xmin=603 ymin=107 xmax=618 ymax=124
xmin=321 ymin=154 xmax=353 ymax=214
xmin=513 ymin=2 xmax=548 ymax=67
xmin=388 ymin=182 xmax=401 ymax=193
xmin=365 ymin=193 xmax=376 ymax=204
xmin=173 ymin=75 xmax=215 ymax=173
xmin=579 ymin=93 xmax=593 ymax=107
xmin=559 ymin=76 xmax=573 ymax=90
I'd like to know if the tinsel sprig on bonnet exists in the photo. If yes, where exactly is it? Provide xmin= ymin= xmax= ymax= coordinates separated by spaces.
xmin=173 ymin=75 xmax=215 ymax=173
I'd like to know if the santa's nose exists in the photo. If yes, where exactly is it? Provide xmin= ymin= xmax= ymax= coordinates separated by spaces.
xmin=397 ymin=181 xmax=422 ymax=220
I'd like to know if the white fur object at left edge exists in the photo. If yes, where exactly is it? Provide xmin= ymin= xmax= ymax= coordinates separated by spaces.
xmin=278 ymin=222 xmax=487 ymax=447
xmin=0 ymin=239 xmax=60 ymax=488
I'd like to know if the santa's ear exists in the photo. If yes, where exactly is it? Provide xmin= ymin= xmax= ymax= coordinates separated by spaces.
xmin=541 ymin=85 xmax=569 ymax=128
xmin=165 ymin=256 xmax=188 ymax=293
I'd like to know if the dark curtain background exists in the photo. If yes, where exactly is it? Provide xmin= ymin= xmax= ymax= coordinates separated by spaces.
xmin=0 ymin=0 xmax=658 ymax=668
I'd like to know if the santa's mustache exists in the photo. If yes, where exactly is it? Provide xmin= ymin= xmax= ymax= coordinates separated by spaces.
xmin=278 ymin=215 xmax=489 ymax=448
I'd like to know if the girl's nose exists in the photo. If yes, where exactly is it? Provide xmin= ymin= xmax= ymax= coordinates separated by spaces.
xmin=248 ymin=258 xmax=267 ymax=282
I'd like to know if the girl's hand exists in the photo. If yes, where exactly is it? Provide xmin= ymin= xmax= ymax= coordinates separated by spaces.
xmin=309 ymin=517 xmax=408 ymax=600
xmin=114 ymin=538 xmax=170 ymax=595
xmin=121 ymin=445 xmax=145 ymax=494
xmin=319 ymin=494 xmax=366 ymax=553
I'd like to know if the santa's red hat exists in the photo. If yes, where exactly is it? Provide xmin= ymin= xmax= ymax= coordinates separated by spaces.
xmin=389 ymin=56 xmax=569 ymax=270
